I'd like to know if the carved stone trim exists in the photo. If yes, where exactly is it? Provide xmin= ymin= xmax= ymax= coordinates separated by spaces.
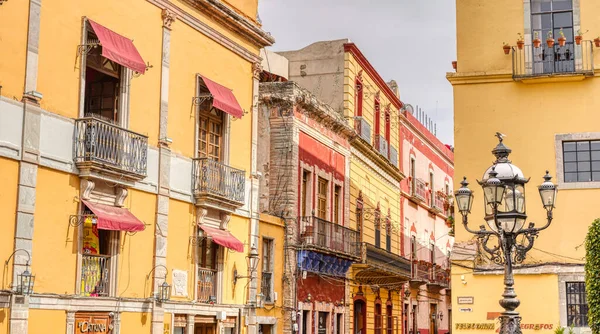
xmin=197 ymin=208 xmax=208 ymax=226
xmin=80 ymin=179 xmax=95 ymax=200
xmin=115 ymin=187 xmax=128 ymax=207
xmin=253 ymin=62 xmax=263 ymax=80
xmin=219 ymin=212 xmax=231 ymax=230
xmin=162 ymin=8 xmax=176 ymax=30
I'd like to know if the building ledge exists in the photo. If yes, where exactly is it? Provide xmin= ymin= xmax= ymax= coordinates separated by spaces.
xmin=516 ymin=72 xmax=591 ymax=84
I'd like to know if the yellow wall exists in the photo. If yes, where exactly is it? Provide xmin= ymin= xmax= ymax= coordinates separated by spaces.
xmin=0 ymin=308 xmax=8 ymax=334
xmin=0 ymin=158 xmax=18 ymax=290
xmin=28 ymin=309 xmax=66 ymax=334
xmin=31 ymin=167 xmax=79 ymax=294
xmin=257 ymin=214 xmax=285 ymax=333
xmin=165 ymin=198 xmax=196 ymax=302
xmin=120 ymin=311 xmax=152 ymax=333
xmin=222 ymin=215 xmax=251 ymax=305
xmin=0 ymin=0 xmax=28 ymax=99
xmin=224 ymin=0 xmax=259 ymax=23
xmin=35 ymin=1 xmax=162 ymax=143
xmin=349 ymin=279 xmax=404 ymax=334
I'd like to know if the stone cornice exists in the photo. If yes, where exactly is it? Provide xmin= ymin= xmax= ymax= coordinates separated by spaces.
xmin=259 ymin=81 xmax=356 ymax=140
xmin=147 ymin=0 xmax=268 ymax=63
xmin=350 ymin=146 xmax=402 ymax=188
xmin=445 ymin=71 xmax=513 ymax=85
xmin=180 ymin=0 xmax=274 ymax=47
xmin=351 ymin=138 xmax=405 ymax=183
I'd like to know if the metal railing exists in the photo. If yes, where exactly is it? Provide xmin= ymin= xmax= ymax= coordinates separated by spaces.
xmin=261 ymin=272 xmax=273 ymax=303
xmin=81 ymin=254 xmax=110 ymax=297
xmin=431 ymin=265 xmax=450 ymax=287
xmin=411 ymin=178 xmax=427 ymax=201
xmin=389 ymin=146 xmax=398 ymax=168
xmin=192 ymin=158 xmax=246 ymax=204
xmin=298 ymin=216 xmax=360 ymax=258
xmin=74 ymin=117 xmax=148 ymax=176
xmin=197 ymin=268 xmax=217 ymax=303
xmin=376 ymin=135 xmax=389 ymax=159
xmin=354 ymin=116 xmax=372 ymax=144
xmin=412 ymin=261 xmax=431 ymax=282
xmin=512 ymin=41 xmax=594 ymax=79
xmin=433 ymin=192 xmax=446 ymax=212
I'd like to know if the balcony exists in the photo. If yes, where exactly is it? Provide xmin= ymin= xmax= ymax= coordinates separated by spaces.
xmin=512 ymin=41 xmax=593 ymax=81
xmin=355 ymin=243 xmax=412 ymax=284
xmin=375 ymin=135 xmax=389 ymax=159
xmin=389 ymin=146 xmax=398 ymax=168
xmin=410 ymin=260 xmax=431 ymax=285
xmin=409 ymin=178 xmax=427 ymax=202
xmin=298 ymin=216 xmax=360 ymax=259
xmin=74 ymin=118 xmax=148 ymax=182
xmin=192 ymin=158 xmax=246 ymax=211
xmin=261 ymin=272 xmax=273 ymax=303
xmin=197 ymin=268 xmax=217 ymax=303
xmin=431 ymin=192 xmax=446 ymax=213
xmin=81 ymin=254 xmax=110 ymax=297
xmin=354 ymin=116 xmax=372 ymax=144
xmin=428 ymin=265 xmax=450 ymax=289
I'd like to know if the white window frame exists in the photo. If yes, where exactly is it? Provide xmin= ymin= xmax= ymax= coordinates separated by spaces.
xmin=78 ymin=17 xmax=131 ymax=127
xmin=555 ymin=132 xmax=600 ymax=189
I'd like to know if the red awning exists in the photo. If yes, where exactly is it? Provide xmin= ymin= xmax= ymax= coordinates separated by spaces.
xmin=83 ymin=200 xmax=145 ymax=232
xmin=200 ymin=75 xmax=244 ymax=118
xmin=88 ymin=20 xmax=147 ymax=74
xmin=199 ymin=224 xmax=244 ymax=252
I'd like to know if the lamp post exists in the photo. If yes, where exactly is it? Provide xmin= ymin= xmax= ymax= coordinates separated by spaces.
xmin=454 ymin=134 xmax=557 ymax=334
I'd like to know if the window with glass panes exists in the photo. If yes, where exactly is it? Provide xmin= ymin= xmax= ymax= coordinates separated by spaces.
xmin=566 ymin=282 xmax=588 ymax=327
xmin=198 ymin=108 xmax=223 ymax=161
xmin=563 ymin=140 xmax=600 ymax=182
xmin=334 ymin=185 xmax=341 ymax=224
xmin=317 ymin=177 xmax=328 ymax=219
xmin=531 ymin=0 xmax=574 ymax=73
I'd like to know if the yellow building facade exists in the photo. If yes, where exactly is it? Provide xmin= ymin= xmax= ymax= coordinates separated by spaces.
xmin=449 ymin=0 xmax=595 ymax=333
xmin=0 ymin=0 xmax=282 ymax=333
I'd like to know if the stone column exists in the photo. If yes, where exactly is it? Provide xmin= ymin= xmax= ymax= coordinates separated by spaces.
xmin=247 ymin=61 xmax=262 ymax=334
xmin=10 ymin=1 xmax=42 ymax=333
xmin=66 ymin=311 xmax=76 ymax=334
xmin=187 ymin=314 xmax=195 ymax=334
xmin=151 ymin=8 xmax=175 ymax=334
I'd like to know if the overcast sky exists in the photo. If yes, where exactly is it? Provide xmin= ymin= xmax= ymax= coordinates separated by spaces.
xmin=258 ymin=0 xmax=456 ymax=145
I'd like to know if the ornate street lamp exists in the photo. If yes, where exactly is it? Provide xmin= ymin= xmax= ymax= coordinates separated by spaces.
xmin=146 ymin=264 xmax=170 ymax=303
xmin=455 ymin=134 xmax=557 ymax=334
xmin=233 ymin=245 xmax=260 ymax=285
xmin=4 ymin=249 xmax=35 ymax=295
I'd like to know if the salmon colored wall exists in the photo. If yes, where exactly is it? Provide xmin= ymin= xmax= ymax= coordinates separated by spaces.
xmin=28 ymin=309 xmax=66 ymax=334
xmin=0 ymin=158 xmax=18 ymax=290
xmin=35 ymin=0 xmax=162 ymax=143
xmin=0 ymin=0 xmax=28 ymax=99
xmin=31 ymin=167 xmax=79 ymax=294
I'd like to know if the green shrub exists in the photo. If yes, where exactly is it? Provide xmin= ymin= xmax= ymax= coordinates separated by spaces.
xmin=585 ymin=218 xmax=600 ymax=334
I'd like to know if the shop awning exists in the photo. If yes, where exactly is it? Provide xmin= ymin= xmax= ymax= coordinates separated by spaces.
xmin=82 ymin=200 xmax=145 ymax=232
xmin=88 ymin=19 xmax=147 ymax=74
xmin=199 ymin=224 xmax=244 ymax=252
xmin=200 ymin=75 xmax=244 ymax=118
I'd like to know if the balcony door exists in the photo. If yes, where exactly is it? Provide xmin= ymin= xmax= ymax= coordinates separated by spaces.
xmin=531 ymin=0 xmax=574 ymax=74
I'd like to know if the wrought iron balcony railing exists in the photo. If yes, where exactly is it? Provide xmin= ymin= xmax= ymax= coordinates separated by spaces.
xmin=192 ymin=158 xmax=246 ymax=209
xmin=74 ymin=117 xmax=148 ymax=179
xmin=411 ymin=260 xmax=431 ymax=283
xmin=512 ymin=41 xmax=594 ymax=79
xmin=375 ymin=135 xmax=389 ymax=159
xmin=354 ymin=116 xmax=372 ymax=144
xmin=298 ymin=216 xmax=360 ymax=258
xmin=433 ymin=192 xmax=446 ymax=213
xmin=197 ymin=268 xmax=217 ymax=303
xmin=410 ymin=178 xmax=427 ymax=201
xmin=430 ymin=265 xmax=450 ymax=288
xmin=261 ymin=272 xmax=273 ymax=303
xmin=81 ymin=254 xmax=110 ymax=297
xmin=389 ymin=146 xmax=398 ymax=168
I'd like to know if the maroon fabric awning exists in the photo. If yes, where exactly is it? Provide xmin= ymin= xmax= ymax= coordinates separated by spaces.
xmin=89 ymin=20 xmax=147 ymax=74
xmin=83 ymin=200 xmax=145 ymax=232
xmin=199 ymin=224 xmax=244 ymax=252
xmin=200 ymin=75 xmax=244 ymax=118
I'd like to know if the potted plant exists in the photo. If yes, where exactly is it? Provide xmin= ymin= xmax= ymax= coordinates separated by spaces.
xmin=595 ymin=36 xmax=600 ymax=48
xmin=452 ymin=61 xmax=457 ymax=70
xmin=546 ymin=31 xmax=555 ymax=47
xmin=533 ymin=31 xmax=541 ymax=48
xmin=516 ymin=33 xmax=524 ymax=50
xmin=502 ymin=42 xmax=511 ymax=55
xmin=558 ymin=28 xmax=566 ymax=47
xmin=575 ymin=29 xmax=587 ymax=45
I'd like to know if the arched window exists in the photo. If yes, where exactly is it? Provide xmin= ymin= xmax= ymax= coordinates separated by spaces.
xmin=354 ymin=290 xmax=367 ymax=334
xmin=386 ymin=299 xmax=394 ymax=334
xmin=375 ymin=299 xmax=383 ymax=334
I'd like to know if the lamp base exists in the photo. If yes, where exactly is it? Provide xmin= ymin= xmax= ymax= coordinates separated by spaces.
xmin=498 ymin=313 xmax=522 ymax=334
